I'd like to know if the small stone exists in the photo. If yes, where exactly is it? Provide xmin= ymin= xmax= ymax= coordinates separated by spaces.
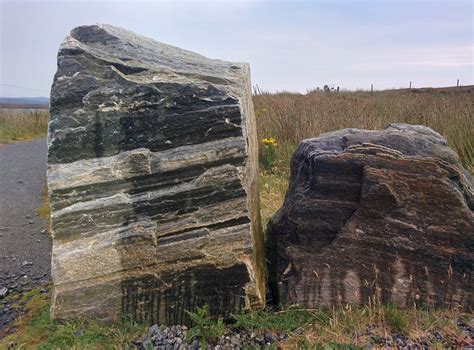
xmin=190 ymin=339 xmax=200 ymax=349
xmin=0 ymin=287 xmax=8 ymax=298
xmin=21 ymin=261 xmax=33 ymax=266
xmin=264 ymin=332 xmax=275 ymax=343
xmin=254 ymin=335 xmax=264 ymax=345
xmin=142 ymin=339 xmax=153 ymax=349
xmin=230 ymin=336 xmax=239 ymax=346
xmin=149 ymin=324 xmax=159 ymax=335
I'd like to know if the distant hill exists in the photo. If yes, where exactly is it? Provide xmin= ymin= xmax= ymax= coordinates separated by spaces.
xmin=0 ymin=97 xmax=49 ymax=109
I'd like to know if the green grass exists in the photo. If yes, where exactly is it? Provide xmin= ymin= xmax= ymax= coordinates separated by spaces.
xmin=1 ymin=283 xmax=470 ymax=348
xmin=186 ymin=301 xmax=470 ymax=348
xmin=233 ymin=308 xmax=330 ymax=333
xmin=384 ymin=305 xmax=409 ymax=334
xmin=0 ymin=109 xmax=48 ymax=144
xmin=186 ymin=306 xmax=225 ymax=349
xmin=1 ymin=288 xmax=147 ymax=349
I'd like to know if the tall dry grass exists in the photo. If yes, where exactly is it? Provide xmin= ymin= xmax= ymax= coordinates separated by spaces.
xmin=0 ymin=109 xmax=49 ymax=143
xmin=254 ymin=87 xmax=474 ymax=174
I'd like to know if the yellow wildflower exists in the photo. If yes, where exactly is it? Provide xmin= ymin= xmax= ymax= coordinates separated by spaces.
xmin=262 ymin=137 xmax=277 ymax=147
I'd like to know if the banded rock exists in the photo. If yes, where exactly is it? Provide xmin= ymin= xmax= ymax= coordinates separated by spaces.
xmin=267 ymin=124 xmax=473 ymax=310
xmin=47 ymin=24 xmax=264 ymax=324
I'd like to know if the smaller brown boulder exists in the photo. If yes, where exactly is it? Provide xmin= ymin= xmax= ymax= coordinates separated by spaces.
xmin=267 ymin=124 xmax=473 ymax=310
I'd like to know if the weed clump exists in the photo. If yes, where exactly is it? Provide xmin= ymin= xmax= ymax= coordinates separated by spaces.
xmin=186 ymin=306 xmax=225 ymax=349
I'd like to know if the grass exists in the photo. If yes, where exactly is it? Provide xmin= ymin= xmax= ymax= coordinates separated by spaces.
xmin=0 ymin=108 xmax=48 ymax=144
xmin=259 ymin=171 xmax=289 ymax=227
xmin=185 ymin=301 xmax=471 ymax=348
xmin=233 ymin=308 xmax=330 ymax=333
xmin=254 ymin=87 xmax=474 ymax=174
xmin=290 ymin=304 xmax=470 ymax=348
xmin=4 ymin=291 xmax=470 ymax=349
xmin=0 ymin=286 xmax=147 ymax=349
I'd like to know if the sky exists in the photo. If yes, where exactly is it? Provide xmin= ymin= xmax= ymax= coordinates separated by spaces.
xmin=0 ymin=0 xmax=472 ymax=97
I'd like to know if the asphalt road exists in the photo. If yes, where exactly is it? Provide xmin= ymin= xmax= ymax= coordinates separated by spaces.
xmin=0 ymin=139 xmax=51 ymax=331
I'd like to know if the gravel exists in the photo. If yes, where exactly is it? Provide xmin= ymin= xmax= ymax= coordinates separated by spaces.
xmin=132 ymin=324 xmax=287 ymax=349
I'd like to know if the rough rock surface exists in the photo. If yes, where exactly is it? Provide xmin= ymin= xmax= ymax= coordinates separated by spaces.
xmin=267 ymin=124 xmax=473 ymax=310
xmin=47 ymin=24 xmax=264 ymax=324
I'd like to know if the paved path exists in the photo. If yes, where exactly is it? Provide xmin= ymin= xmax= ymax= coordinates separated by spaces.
xmin=0 ymin=139 xmax=51 ymax=331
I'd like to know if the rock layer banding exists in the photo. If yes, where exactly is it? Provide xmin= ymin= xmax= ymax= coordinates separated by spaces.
xmin=47 ymin=24 xmax=264 ymax=324
xmin=267 ymin=124 xmax=473 ymax=310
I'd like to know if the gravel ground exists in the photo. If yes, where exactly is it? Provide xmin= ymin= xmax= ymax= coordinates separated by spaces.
xmin=0 ymin=139 xmax=51 ymax=335
xmin=132 ymin=324 xmax=287 ymax=350
xmin=132 ymin=316 xmax=474 ymax=349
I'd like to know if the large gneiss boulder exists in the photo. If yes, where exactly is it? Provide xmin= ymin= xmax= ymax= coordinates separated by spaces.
xmin=47 ymin=24 xmax=264 ymax=324
xmin=267 ymin=124 xmax=473 ymax=310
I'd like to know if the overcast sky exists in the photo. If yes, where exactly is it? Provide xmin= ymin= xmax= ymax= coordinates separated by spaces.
xmin=0 ymin=0 xmax=472 ymax=97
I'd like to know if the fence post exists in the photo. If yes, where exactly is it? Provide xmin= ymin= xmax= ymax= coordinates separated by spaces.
xmin=371 ymin=83 xmax=373 ymax=93
xmin=409 ymin=81 xmax=412 ymax=89
xmin=457 ymin=79 xmax=460 ymax=87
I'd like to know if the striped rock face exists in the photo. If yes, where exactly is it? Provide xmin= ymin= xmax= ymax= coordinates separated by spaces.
xmin=47 ymin=24 xmax=264 ymax=324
